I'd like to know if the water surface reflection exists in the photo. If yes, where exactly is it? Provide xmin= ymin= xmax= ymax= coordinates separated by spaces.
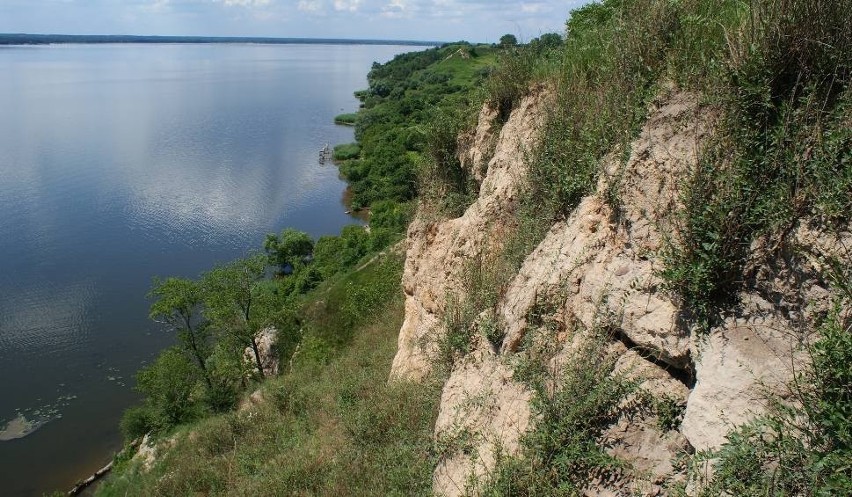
xmin=0 ymin=43 xmax=411 ymax=496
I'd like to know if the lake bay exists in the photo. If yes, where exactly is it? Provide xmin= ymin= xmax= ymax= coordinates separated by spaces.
xmin=0 ymin=42 xmax=411 ymax=496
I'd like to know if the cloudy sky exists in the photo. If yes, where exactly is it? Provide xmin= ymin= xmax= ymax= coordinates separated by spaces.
xmin=0 ymin=1 xmax=588 ymax=43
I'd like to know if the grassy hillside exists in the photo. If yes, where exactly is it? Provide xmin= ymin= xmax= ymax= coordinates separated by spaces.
xmin=98 ymin=251 xmax=442 ymax=496
xmin=96 ymin=0 xmax=851 ymax=495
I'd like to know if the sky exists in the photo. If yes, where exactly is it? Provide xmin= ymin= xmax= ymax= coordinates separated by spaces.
xmin=0 ymin=1 xmax=589 ymax=43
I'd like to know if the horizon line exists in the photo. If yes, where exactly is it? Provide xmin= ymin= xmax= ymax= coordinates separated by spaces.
xmin=0 ymin=33 xmax=448 ymax=47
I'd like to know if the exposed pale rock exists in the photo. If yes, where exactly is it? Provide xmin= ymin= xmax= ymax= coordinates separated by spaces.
xmin=390 ymin=88 xmax=552 ymax=380
xmin=132 ymin=432 xmax=177 ymax=473
xmin=682 ymin=222 xmax=850 ymax=453
xmin=498 ymin=92 xmax=712 ymax=368
xmin=135 ymin=433 xmax=157 ymax=472
xmin=458 ymin=103 xmax=500 ymax=184
xmin=244 ymin=327 xmax=279 ymax=377
xmin=681 ymin=319 xmax=803 ymax=452
xmin=393 ymin=84 xmax=846 ymax=496
xmin=433 ymin=346 xmax=533 ymax=497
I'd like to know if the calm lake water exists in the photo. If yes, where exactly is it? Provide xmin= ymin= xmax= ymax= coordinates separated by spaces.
xmin=0 ymin=42 xmax=412 ymax=496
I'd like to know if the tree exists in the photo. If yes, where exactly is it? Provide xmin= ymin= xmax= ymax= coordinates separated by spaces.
xmin=148 ymin=277 xmax=213 ymax=388
xmin=136 ymin=347 xmax=200 ymax=429
xmin=264 ymin=228 xmax=314 ymax=274
xmin=532 ymin=32 xmax=563 ymax=51
xmin=202 ymin=254 xmax=274 ymax=378
xmin=499 ymin=33 xmax=518 ymax=47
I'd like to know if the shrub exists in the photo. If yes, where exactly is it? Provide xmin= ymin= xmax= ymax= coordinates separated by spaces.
xmin=333 ymin=113 xmax=358 ymax=126
xmin=135 ymin=347 xmax=202 ymax=431
xmin=120 ymin=406 xmax=155 ymax=441
xmin=484 ymin=330 xmax=638 ymax=495
xmin=661 ymin=0 xmax=852 ymax=327
xmin=332 ymin=142 xmax=361 ymax=160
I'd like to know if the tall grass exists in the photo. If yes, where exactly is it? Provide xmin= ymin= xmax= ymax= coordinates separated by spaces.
xmin=661 ymin=0 xmax=852 ymax=326
xmin=98 ymin=253 xmax=443 ymax=496
xmin=482 ymin=327 xmax=640 ymax=496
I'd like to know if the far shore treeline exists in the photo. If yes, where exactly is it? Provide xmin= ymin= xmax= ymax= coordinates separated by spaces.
xmin=0 ymin=33 xmax=441 ymax=46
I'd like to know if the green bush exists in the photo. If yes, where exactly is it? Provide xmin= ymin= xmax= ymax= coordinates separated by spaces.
xmin=119 ymin=406 xmax=155 ymax=440
xmin=340 ymin=42 xmax=495 ymax=210
xmin=333 ymin=113 xmax=358 ymax=125
xmin=135 ymin=347 xmax=202 ymax=431
xmin=661 ymin=0 xmax=852 ymax=327
xmin=332 ymin=142 xmax=361 ymax=160
xmin=484 ymin=331 xmax=638 ymax=496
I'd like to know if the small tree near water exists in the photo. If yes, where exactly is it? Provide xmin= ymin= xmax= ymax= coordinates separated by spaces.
xmin=202 ymin=254 xmax=275 ymax=379
xmin=264 ymin=228 xmax=314 ymax=274
xmin=149 ymin=277 xmax=213 ymax=388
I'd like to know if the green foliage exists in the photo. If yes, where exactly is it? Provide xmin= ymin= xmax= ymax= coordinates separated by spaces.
xmin=263 ymin=228 xmax=314 ymax=274
xmin=661 ymin=0 xmax=852 ymax=327
xmin=438 ymin=253 xmax=509 ymax=369
xmin=332 ymin=142 xmax=361 ymax=160
xmin=148 ymin=277 xmax=212 ymax=387
xmin=485 ymin=45 xmax=540 ymax=123
xmin=202 ymin=254 xmax=278 ymax=379
xmin=339 ymin=42 xmax=496 ymax=210
xmin=99 ymin=252 xmax=440 ymax=497
xmin=312 ymin=225 xmax=372 ymax=278
xmin=417 ymin=105 xmax=478 ymax=217
xmin=302 ymin=250 xmax=403 ymax=353
xmin=528 ymin=33 xmax=562 ymax=51
xmin=333 ymin=112 xmax=358 ymax=126
xmin=119 ymin=405 xmax=154 ymax=440
xmin=368 ymin=199 xmax=414 ymax=249
xmin=134 ymin=347 xmax=202 ymax=431
xmin=484 ymin=331 xmax=638 ymax=496
xmin=499 ymin=34 xmax=518 ymax=47
xmin=653 ymin=395 xmax=686 ymax=432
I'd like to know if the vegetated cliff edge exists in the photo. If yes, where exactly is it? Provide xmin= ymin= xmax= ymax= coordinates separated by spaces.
xmin=390 ymin=85 xmax=850 ymax=496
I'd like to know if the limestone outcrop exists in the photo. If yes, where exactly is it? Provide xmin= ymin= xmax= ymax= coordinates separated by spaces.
xmin=392 ymin=86 xmax=849 ymax=496
xmin=390 ymin=87 xmax=550 ymax=381
xmin=244 ymin=327 xmax=279 ymax=377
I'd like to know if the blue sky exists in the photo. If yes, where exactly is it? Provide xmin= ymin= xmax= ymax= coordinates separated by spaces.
xmin=0 ymin=1 xmax=589 ymax=43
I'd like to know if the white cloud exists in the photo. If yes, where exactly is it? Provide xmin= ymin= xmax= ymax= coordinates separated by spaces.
xmin=380 ymin=0 xmax=406 ymax=18
xmin=222 ymin=0 xmax=271 ymax=7
xmin=0 ymin=0 xmax=583 ymax=42
xmin=333 ymin=0 xmax=361 ymax=11
xmin=297 ymin=0 xmax=322 ymax=12
xmin=141 ymin=0 xmax=170 ymax=14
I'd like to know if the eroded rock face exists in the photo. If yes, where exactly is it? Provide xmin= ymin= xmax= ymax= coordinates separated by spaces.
xmin=393 ymin=86 xmax=848 ymax=496
xmin=244 ymin=327 xmax=279 ymax=377
xmin=390 ymin=88 xmax=552 ymax=381
xmin=433 ymin=344 xmax=533 ymax=497
xmin=682 ymin=225 xmax=851 ymax=452
xmin=458 ymin=103 xmax=500 ymax=184
xmin=498 ymin=91 xmax=712 ymax=369
xmin=682 ymin=321 xmax=802 ymax=452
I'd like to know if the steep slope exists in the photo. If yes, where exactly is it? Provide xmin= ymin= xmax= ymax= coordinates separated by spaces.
xmin=392 ymin=85 xmax=850 ymax=495
xmin=391 ymin=87 xmax=551 ymax=380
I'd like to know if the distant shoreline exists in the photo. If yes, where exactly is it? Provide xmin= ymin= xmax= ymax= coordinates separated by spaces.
xmin=0 ymin=33 xmax=441 ymax=47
